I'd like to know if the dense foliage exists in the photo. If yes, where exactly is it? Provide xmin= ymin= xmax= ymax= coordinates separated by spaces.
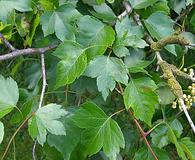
xmin=0 ymin=0 xmax=195 ymax=160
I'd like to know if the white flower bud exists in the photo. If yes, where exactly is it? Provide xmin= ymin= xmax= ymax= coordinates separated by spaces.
xmin=183 ymin=68 xmax=187 ymax=72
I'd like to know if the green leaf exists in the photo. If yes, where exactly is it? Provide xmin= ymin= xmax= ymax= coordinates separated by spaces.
xmin=151 ymin=119 xmax=186 ymax=159
xmin=167 ymin=125 xmax=187 ymax=160
xmin=82 ymin=0 xmax=104 ymax=5
xmin=11 ymin=98 xmax=34 ymax=124
xmin=169 ymin=0 xmax=186 ymax=14
xmin=179 ymin=137 xmax=195 ymax=160
xmin=151 ymin=123 xmax=169 ymax=148
xmin=181 ymin=32 xmax=195 ymax=50
xmin=15 ymin=14 xmax=30 ymax=37
xmin=59 ymin=0 xmax=78 ymax=6
xmin=113 ymin=46 xmax=129 ymax=58
xmin=24 ymin=63 xmax=41 ymax=89
xmin=76 ymin=15 xmax=115 ymax=60
xmin=25 ymin=13 xmax=41 ymax=47
xmin=72 ymin=101 xmax=125 ymax=160
xmin=128 ymin=60 xmax=151 ymax=74
xmin=0 ymin=121 xmax=4 ymax=144
xmin=140 ymin=1 xmax=170 ymax=16
xmin=151 ymin=119 xmax=183 ymax=148
xmin=38 ymin=0 xmax=58 ymax=10
xmin=113 ymin=17 xmax=148 ymax=57
xmin=91 ymin=3 xmax=116 ymax=23
xmin=91 ymin=0 xmax=113 ymax=4
xmin=144 ymin=12 xmax=176 ymax=55
xmin=124 ymin=77 xmax=158 ymax=126
xmin=129 ymin=0 xmax=158 ymax=9
xmin=0 ymin=75 xmax=19 ymax=119
xmin=48 ymin=111 xmax=82 ymax=160
xmin=157 ymin=84 xmax=175 ymax=105
xmin=124 ymin=48 xmax=151 ymax=74
xmin=41 ymin=3 xmax=81 ymax=41
xmin=85 ymin=56 xmax=129 ymax=100
xmin=52 ymin=41 xmax=87 ymax=88
xmin=28 ymin=104 xmax=67 ymax=145
xmin=190 ymin=13 xmax=195 ymax=29
xmin=0 ymin=0 xmax=32 ymax=23
xmin=135 ymin=146 xmax=170 ymax=160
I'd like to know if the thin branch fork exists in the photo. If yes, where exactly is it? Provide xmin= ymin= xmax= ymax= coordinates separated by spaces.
xmin=129 ymin=111 xmax=158 ymax=160
xmin=117 ymin=83 xmax=158 ymax=160
xmin=0 ymin=44 xmax=57 ymax=61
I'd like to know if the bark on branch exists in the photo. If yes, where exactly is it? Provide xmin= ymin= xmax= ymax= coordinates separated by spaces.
xmin=0 ymin=44 xmax=57 ymax=62
xmin=118 ymin=1 xmax=132 ymax=20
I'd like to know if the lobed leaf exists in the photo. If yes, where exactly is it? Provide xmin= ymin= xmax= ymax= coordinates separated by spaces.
xmin=72 ymin=101 xmax=125 ymax=160
xmin=28 ymin=103 xmax=67 ymax=145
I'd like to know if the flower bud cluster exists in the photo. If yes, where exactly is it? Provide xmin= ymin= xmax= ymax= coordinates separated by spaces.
xmin=172 ymin=83 xmax=195 ymax=110
xmin=183 ymin=68 xmax=194 ymax=78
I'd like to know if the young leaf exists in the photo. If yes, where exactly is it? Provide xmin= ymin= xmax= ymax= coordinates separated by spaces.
xmin=124 ymin=77 xmax=158 ymax=126
xmin=0 ymin=0 xmax=32 ymax=23
xmin=0 ymin=121 xmax=4 ymax=144
xmin=28 ymin=104 xmax=67 ymax=145
xmin=144 ymin=12 xmax=176 ymax=55
xmin=114 ymin=17 xmax=148 ymax=57
xmin=0 ymin=75 xmax=19 ymax=119
xmin=76 ymin=15 xmax=115 ymax=59
xmin=52 ymin=41 xmax=87 ymax=88
xmin=85 ymin=56 xmax=129 ymax=100
xmin=72 ymin=101 xmax=125 ymax=160
xmin=41 ymin=3 xmax=81 ymax=41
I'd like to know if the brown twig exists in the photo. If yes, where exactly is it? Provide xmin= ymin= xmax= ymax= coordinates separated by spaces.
xmin=0 ymin=44 xmax=57 ymax=61
xmin=1 ymin=113 xmax=34 ymax=160
xmin=0 ymin=33 xmax=15 ymax=51
xmin=129 ymin=111 xmax=158 ymax=160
